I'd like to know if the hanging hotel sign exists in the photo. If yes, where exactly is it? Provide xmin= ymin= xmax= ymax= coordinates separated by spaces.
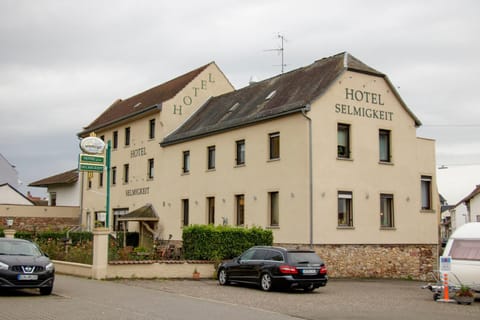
xmin=79 ymin=136 xmax=106 ymax=172
xmin=79 ymin=136 xmax=106 ymax=154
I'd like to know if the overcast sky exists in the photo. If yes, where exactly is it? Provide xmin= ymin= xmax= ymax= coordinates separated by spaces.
xmin=1 ymin=0 xmax=479 ymax=204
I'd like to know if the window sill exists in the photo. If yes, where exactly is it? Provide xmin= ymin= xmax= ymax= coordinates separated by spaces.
xmin=234 ymin=164 xmax=246 ymax=168
xmin=267 ymin=158 xmax=280 ymax=163
xmin=378 ymin=161 xmax=394 ymax=166
xmin=181 ymin=172 xmax=190 ymax=176
xmin=267 ymin=225 xmax=280 ymax=229
xmin=380 ymin=226 xmax=396 ymax=231
xmin=337 ymin=157 xmax=353 ymax=161
xmin=147 ymin=177 xmax=154 ymax=181
xmin=420 ymin=209 xmax=435 ymax=214
xmin=337 ymin=226 xmax=355 ymax=230
xmin=206 ymin=168 xmax=216 ymax=172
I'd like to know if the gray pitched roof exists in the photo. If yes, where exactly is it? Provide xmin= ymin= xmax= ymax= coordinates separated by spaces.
xmin=161 ymin=52 xmax=420 ymax=147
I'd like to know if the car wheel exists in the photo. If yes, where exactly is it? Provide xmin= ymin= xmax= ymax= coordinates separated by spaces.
xmin=303 ymin=284 xmax=315 ymax=292
xmin=40 ymin=286 xmax=53 ymax=295
xmin=260 ymin=273 xmax=273 ymax=291
xmin=218 ymin=268 xmax=230 ymax=285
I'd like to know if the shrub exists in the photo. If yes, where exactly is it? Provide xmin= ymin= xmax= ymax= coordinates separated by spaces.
xmin=182 ymin=225 xmax=273 ymax=260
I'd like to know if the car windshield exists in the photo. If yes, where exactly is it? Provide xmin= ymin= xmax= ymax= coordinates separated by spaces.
xmin=0 ymin=241 xmax=43 ymax=256
xmin=287 ymin=252 xmax=322 ymax=264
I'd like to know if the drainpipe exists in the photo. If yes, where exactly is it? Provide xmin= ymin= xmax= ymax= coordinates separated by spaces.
xmin=301 ymin=105 xmax=313 ymax=248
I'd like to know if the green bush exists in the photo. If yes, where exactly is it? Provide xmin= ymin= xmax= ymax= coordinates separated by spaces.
xmin=182 ymin=225 xmax=273 ymax=261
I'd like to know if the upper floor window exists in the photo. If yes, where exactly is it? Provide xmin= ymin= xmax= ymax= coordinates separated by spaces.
xmin=182 ymin=150 xmax=190 ymax=174
xmin=125 ymin=127 xmax=131 ymax=146
xmin=337 ymin=124 xmax=350 ymax=159
xmin=207 ymin=146 xmax=216 ymax=170
xmin=380 ymin=194 xmax=394 ymax=228
xmin=421 ymin=175 xmax=432 ymax=210
xmin=269 ymin=132 xmax=280 ymax=160
xmin=338 ymin=191 xmax=353 ymax=227
xmin=379 ymin=129 xmax=391 ymax=162
xmin=99 ymin=172 xmax=104 ymax=188
xmin=149 ymin=119 xmax=155 ymax=139
xmin=148 ymin=158 xmax=154 ymax=179
xmin=113 ymin=131 xmax=118 ymax=149
xmin=236 ymin=140 xmax=245 ymax=166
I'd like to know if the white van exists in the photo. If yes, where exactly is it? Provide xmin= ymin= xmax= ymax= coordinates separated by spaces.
xmin=442 ymin=222 xmax=480 ymax=292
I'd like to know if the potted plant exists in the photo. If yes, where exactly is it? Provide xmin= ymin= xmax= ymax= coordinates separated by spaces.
xmin=454 ymin=285 xmax=475 ymax=305
xmin=192 ymin=267 xmax=200 ymax=280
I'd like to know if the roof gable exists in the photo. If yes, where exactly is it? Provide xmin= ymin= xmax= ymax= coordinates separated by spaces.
xmin=457 ymin=184 xmax=480 ymax=206
xmin=162 ymin=52 xmax=404 ymax=146
xmin=80 ymin=62 xmax=213 ymax=135
xmin=0 ymin=183 xmax=34 ymax=205
xmin=29 ymin=169 xmax=79 ymax=187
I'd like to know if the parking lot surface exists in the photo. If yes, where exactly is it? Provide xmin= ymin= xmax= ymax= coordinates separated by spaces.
xmin=0 ymin=275 xmax=478 ymax=320
xmin=118 ymin=277 xmax=480 ymax=320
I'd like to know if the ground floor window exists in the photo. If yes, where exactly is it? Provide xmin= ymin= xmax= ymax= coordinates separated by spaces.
xmin=380 ymin=194 xmax=394 ymax=228
xmin=182 ymin=199 xmax=189 ymax=226
xmin=269 ymin=191 xmax=279 ymax=226
xmin=113 ymin=208 xmax=129 ymax=231
xmin=207 ymin=197 xmax=215 ymax=225
xmin=338 ymin=191 xmax=353 ymax=227
xmin=236 ymin=194 xmax=245 ymax=225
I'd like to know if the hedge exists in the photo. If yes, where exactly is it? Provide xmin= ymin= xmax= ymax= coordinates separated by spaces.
xmin=182 ymin=225 xmax=273 ymax=261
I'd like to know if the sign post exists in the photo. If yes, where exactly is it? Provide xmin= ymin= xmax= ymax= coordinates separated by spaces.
xmin=437 ymin=256 xmax=455 ymax=303
xmin=105 ymin=140 xmax=111 ymax=228
xmin=79 ymin=134 xmax=109 ymax=228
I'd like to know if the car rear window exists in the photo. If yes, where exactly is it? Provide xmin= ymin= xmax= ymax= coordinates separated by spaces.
xmin=287 ymin=252 xmax=323 ymax=264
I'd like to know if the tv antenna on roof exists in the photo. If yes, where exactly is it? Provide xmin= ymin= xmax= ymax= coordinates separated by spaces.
xmin=265 ymin=33 xmax=287 ymax=74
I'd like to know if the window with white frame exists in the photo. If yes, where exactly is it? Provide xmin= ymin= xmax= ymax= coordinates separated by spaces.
xmin=337 ymin=124 xmax=350 ymax=159
xmin=421 ymin=175 xmax=432 ymax=210
xmin=380 ymin=193 xmax=394 ymax=228
xmin=338 ymin=191 xmax=353 ymax=227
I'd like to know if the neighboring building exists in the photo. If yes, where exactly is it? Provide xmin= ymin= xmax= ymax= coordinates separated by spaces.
xmin=0 ymin=183 xmax=34 ymax=206
xmin=29 ymin=169 xmax=80 ymax=207
xmin=79 ymin=53 xmax=439 ymax=278
xmin=0 ymin=154 xmax=21 ymax=190
xmin=454 ymin=185 xmax=480 ymax=226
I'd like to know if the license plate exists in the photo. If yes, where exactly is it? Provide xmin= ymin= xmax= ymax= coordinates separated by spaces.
xmin=17 ymin=274 xmax=38 ymax=280
xmin=302 ymin=269 xmax=317 ymax=275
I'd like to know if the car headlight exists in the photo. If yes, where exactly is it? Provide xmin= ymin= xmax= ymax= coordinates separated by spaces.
xmin=0 ymin=261 xmax=9 ymax=270
xmin=45 ymin=262 xmax=54 ymax=271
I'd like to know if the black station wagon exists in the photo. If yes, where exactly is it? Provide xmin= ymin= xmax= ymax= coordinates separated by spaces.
xmin=217 ymin=246 xmax=328 ymax=292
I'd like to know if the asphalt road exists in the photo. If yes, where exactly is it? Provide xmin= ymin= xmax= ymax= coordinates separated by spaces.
xmin=0 ymin=275 xmax=478 ymax=320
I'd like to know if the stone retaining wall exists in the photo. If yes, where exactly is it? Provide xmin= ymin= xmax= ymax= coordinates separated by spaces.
xmin=311 ymin=243 xmax=438 ymax=280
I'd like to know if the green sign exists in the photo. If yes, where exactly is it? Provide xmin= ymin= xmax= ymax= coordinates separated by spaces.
xmin=80 ymin=154 xmax=105 ymax=164
xmin=79 ymin=163 xmax=104 ymax=172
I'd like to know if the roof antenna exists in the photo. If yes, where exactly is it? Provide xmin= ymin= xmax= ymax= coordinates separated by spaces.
xmin=265 ymin=33 xmax=287 ymax=74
